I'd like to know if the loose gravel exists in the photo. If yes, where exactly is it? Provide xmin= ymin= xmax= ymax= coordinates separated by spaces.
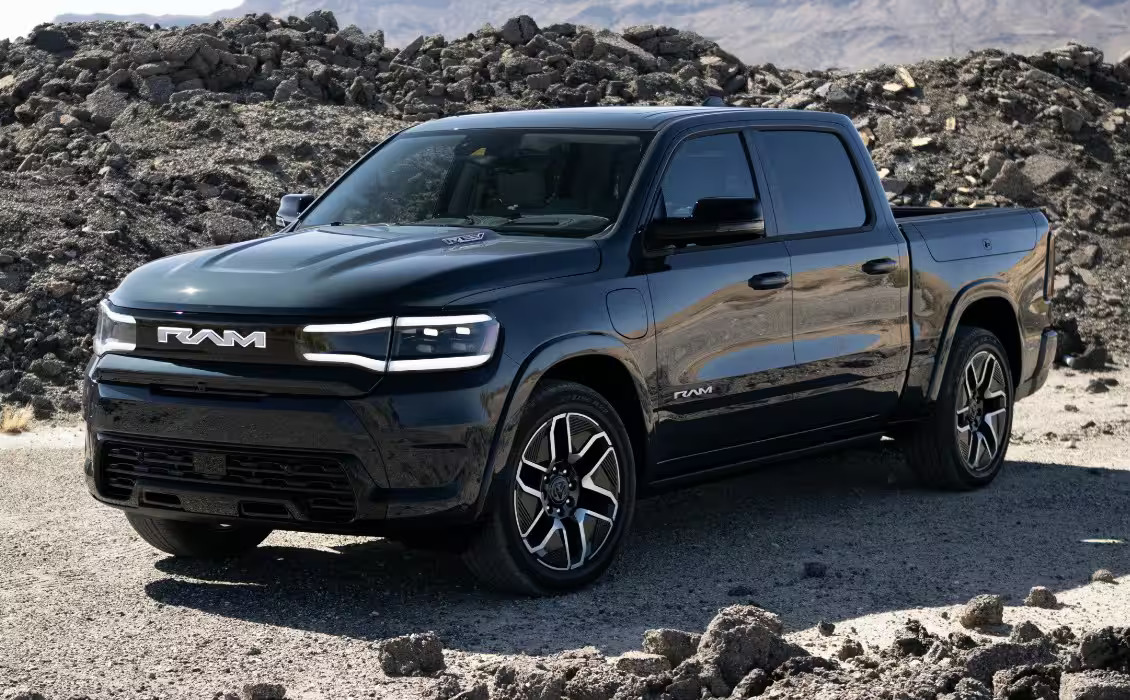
xmin=1 ymin=368 xmax=1128 ymax=698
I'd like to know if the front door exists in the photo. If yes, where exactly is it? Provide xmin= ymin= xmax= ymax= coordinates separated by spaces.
xmin=644 ymin=131 xmax=796 ymax=477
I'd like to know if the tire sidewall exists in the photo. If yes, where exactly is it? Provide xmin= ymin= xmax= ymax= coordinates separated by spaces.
xmin=939 ymin=330 xmax=1014 ymax=488
xmin=492 ymin=382 xmax=637 ymax=592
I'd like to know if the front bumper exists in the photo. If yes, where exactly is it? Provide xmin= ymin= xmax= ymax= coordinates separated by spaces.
xmin=1016 ymin=328 xmax=1057 ymax=401
xmin=83 ymin=353 xmax=520 ymax=535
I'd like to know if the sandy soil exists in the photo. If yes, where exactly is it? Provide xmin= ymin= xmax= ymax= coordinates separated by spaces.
xmin=0 ymin=367 xmax=1127 ymax=698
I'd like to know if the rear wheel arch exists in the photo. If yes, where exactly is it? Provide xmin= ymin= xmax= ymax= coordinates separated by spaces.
xmin=929 ymin=284 xmax=1022 ymax=400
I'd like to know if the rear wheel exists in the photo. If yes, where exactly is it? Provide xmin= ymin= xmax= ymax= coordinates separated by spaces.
xmin=125 ymin=513 xmax=272 ymax=558
xmin=906 ymin=327 xmax=1014 ymax=489
xmin=461 ymin=381 xmax=637 ymax=594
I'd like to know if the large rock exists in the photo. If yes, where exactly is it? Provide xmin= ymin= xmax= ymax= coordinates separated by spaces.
xmin=500 ymin=15 xmax=540 ymax=45
xmin=376 ymin=632 xmax=445 ymax=676
xmin=990 ymin=161 xmax=1035 ymax=201
xmin=1060 ymin=671 xmax=1130 ymax=700
xmin=84 ymin=86 xmax=130 ymax=128
xmin=962 ymin=640 xmax=1059 ymax=685
xmin=1023 ymin=154 xmax=1073 ymax=188
xmin=1079 ymin=628 xmax=1130 ymax=671
xmin=696 ymin=605 xmax=807 ymax=688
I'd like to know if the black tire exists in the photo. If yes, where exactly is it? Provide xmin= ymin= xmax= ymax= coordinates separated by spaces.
xmin=461 ymin=380 xmax=637 ymax=595
xmin=125 ymin=513 xmax=272 ymax=558
xmin=906 ymin=326 xmax=1014 ymax=490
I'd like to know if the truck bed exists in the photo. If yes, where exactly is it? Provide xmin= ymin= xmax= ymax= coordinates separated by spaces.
xmin=893 ymin=206 xmax=1046 ymax=262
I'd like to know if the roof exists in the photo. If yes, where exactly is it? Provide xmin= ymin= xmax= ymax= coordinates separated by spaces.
xmin=406 ymin=106 xmax=838 ymax=132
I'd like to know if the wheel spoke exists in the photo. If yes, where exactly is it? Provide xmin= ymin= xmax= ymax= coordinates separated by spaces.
xmin=973 ymin=432 xmax=990 ymax=469
xmin=964 ymin=363 xmax=978 ymax=403
xmin=549 ymin=414 xmax=572 ymax=463
xmin=521 ymin=457 xmax=548 ymax=473
xmin=524 ymin=518 xmax=563 ymax=556
xmin=983 ymin=408 xmax=1007 ymax=457
xmin=570 ymin=512 xmax=591 ymax=570
xmin=977 ymin=355 xmax=997 ymax=396
xmin=515 ymin=473 xmax=543 ymax=500
xmin=581 ymin=448 xmax=619 ymax=513
xmin=519 ymin=508 xmax=544 ymax=538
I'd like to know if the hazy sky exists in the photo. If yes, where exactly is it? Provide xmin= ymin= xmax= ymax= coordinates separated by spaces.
xmin=3 ymin=1 xmax=239 ymax=40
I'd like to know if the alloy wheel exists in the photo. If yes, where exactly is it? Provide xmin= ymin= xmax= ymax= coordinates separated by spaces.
xmin=955 ymin=350 xmax=1009 ymax=473
xmin=512 ymin=412 xmax=621 ymax=571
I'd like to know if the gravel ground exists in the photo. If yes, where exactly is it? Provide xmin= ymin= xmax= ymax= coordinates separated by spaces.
xmin=1 ymin=367 xmax=1128 ymax=699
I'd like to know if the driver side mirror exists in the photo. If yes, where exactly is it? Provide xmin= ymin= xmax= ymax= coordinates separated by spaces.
xmin=649 ymin=197 xmax=765 ymax=246
xmin=276 ymin=193 xmax=316 ymax=229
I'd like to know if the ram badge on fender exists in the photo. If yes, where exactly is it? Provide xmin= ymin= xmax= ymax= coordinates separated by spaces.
xmin=84 ymin=105 xmax=1056 ymax=594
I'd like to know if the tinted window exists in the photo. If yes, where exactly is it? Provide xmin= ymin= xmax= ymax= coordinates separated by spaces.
xmin=660 ymin=133 xmax=757 ymax=219
xmin=755 ymin=130 xmax=867 ymax=234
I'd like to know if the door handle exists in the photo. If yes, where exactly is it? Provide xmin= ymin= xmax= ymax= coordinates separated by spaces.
xmin=748 ymin=271 xmax=790 ymax=290
xmin=862 ymin=258 xmax=898 ymax=275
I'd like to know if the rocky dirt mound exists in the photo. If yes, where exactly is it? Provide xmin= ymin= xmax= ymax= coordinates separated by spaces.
xmin=1 ymin=12 xmax=1128 ymax=414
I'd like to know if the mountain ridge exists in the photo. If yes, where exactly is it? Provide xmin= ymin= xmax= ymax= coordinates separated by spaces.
xmin=52 ymin=0 xmax=1130 ymax=69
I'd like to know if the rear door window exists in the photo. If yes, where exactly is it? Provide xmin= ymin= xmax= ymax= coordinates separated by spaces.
xmin=754 ymin=130 xmax=868 ymax=235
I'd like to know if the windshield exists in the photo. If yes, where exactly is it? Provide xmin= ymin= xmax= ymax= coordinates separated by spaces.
xmin=299 ymin=128 xmax=652 ymax=236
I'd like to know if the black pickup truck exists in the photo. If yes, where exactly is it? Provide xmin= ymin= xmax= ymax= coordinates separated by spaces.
xmin=84 ymin=106 xmax=1057 ymax=594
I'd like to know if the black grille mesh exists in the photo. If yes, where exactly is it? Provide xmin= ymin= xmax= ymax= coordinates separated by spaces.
xmin=101 ymin=441 xmax=357 ymax=523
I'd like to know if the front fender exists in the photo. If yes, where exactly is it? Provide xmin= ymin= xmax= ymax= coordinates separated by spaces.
xmin=927 ymin=280 xmax=1020 ymax=401
xmin=470 ymin=333 xmax=652 ymax=519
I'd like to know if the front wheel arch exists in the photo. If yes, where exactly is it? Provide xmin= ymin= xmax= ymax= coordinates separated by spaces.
xmin=473 ymin=335 xmax=652 ymax=520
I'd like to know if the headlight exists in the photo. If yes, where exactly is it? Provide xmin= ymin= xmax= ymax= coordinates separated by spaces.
xmin=93 ymin=300 xmax=136 ymax=356
xmin=299 ymin=317 xmax=393 ymax=372
xmin=388 ymin=314 xmax=499 ymax=371
xmin=298 ymin=314 xmax=499 ymax=373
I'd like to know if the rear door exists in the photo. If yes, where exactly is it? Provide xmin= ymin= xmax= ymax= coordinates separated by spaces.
xmin=644 ymin=130 xmax=795 ymax=477
xmin=749 ymin=127 xmax=910 ymax=431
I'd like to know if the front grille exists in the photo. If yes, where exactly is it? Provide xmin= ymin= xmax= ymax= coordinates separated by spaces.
xmin=101 ymin=441 xmax=357 ymax=523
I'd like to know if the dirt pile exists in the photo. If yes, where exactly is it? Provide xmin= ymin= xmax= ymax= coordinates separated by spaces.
xmin=0 ymin=12 xmax=1128 ymax=414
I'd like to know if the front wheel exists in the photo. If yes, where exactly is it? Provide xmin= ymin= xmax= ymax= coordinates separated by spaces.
xmin=125 ymin=513 xmax=272 ymax=558
xmin=906 ymin=326 xmax=1014 ymax=490
xmin=461 ymin=380 xmax=637 ymax=594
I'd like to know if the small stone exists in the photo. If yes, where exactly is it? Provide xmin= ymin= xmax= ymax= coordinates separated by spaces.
xmin=241 ymin=684 xmax=286 ymax=700
xmin=911 ymin=136 xmax=935 ymax=149
xmin=1061 ymin=107 xmax=1087 ymax=133
xmin=376 ymin=632 xmax=445 ymax=676
xmin=818 ymin=620 xmax=835 ymax=636
xmin=959 ymin=594 xmax=1005 ymax=628
xmin=896 ymin=65 xmax=917 ymax=88
xmin=837 ymin=638 xmax=864 ymax=660
xmin=1086 ymin=379 xmax=1111 ymax=394
xmin=1009 ymin=620 xmax=1045 ymax=643
xmin=1091 ymin=569 xmax=1117 ymax=583
xmin=1025 ymin=586 xmax=1058 ymax=609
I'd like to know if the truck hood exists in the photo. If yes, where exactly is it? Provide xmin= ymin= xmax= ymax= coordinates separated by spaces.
xmin=111 ymin=226 xmax=601 ymax=315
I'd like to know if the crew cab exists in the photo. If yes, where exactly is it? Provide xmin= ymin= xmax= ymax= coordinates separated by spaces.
xmin=84 ymin=106 xmax=1057 ymax=593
